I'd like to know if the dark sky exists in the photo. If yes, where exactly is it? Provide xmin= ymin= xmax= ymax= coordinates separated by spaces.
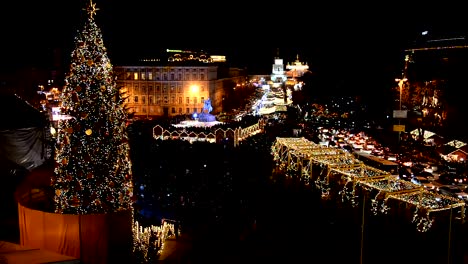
xmin=2 ymin=1 xmax=467 ymax=95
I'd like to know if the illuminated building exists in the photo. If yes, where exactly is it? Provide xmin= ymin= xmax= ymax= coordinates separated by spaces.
xmin=270 ymin=57 xmax=287 ymax=86
xmin=113 ymin=49 xmax=245 ymax=118
xmin=270 ymin=50 xmax=309 ymax=90
xmin=286 ymin=54 xmax=309 ymax=78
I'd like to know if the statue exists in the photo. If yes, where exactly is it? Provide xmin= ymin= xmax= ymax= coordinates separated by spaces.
xmin=203 ymin=98 xmax=213 ymax=113
xmin=198 ymin=98 xmax=216 ymax=122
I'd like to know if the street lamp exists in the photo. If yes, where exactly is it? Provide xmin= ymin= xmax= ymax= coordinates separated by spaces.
xmin=394 ymin=77 xmax=407 ymax=145
xmin=395 ymin=77 xmax=408 ymax=110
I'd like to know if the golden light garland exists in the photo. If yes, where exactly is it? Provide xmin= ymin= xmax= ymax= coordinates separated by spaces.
xmin=132 ymin=220 xmax=177 ymax=263
xmin=272 ymin=137 xmax=466 ymax=232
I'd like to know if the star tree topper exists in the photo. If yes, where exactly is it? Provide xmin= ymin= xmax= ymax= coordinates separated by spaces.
xmin=84 ymin=0 xmax=99 ymax=19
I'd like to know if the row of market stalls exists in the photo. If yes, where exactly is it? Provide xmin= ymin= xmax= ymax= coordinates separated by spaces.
xmin=271 ymin=137 xmax=466 ymax=232
xmin=152 ymin=119 xmax=264 ymax=146
xmin=410 ymin=129 xmax=468 ymax=162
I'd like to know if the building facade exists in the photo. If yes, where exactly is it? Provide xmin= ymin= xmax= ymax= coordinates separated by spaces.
xmin=270 ymin=58 xmax=287 ymax=85
xmin=114 ymin=50 xmax=247 ymax=118
xmin=114 ymin=64 xmax=218 ymax=118
xmin=269 ymin=52 xmax=309 ymax=90
xmin=286 ymin=54 xmax=309 ymax=78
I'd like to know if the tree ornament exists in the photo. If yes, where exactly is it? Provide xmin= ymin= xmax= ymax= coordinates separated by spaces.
xmin=85 ymin=129 xmax=92 ymax=136
xmin=72 ymin=92 xmax=79 ymax=102
xmin=71 ymin=197 xmax=80 ymax=207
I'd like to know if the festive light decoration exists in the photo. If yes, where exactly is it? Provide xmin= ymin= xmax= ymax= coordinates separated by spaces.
xmin=271 ymin=137 xmax=466 ymax=232
xmin=412 ymin=208 xmax=434 ymax=233
xmin=52 ymin=0 xmax=134 ymax=214
xmin=153 ymin=121 xmax=264 ymax=144
xmin=132 ymin=220 xmax=176 ymax=263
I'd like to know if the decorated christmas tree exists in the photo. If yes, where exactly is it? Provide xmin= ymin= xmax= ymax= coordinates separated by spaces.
xmin=52 ymin=0 xmax=134 ymax=214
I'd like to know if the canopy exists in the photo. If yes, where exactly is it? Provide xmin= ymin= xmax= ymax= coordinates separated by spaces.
xmin=0 ymin=94 xmax=50 ymax=172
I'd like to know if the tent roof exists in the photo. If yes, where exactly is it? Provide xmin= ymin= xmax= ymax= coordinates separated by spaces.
xmin=0 ymin=94 xmax=47 ymax=130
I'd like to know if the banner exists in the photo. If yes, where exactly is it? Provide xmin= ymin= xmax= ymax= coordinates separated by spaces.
xmin=393 ymin=124 xmax=405 ymax=132
xmin=393 ymin=110 xmax=408 ymax=119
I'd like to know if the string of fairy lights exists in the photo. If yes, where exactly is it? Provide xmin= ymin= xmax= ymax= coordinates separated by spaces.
xmin=132 ymin=220 xmax=177 ymax=263
xmin=271 ymin=137 xmax=466 ymax=232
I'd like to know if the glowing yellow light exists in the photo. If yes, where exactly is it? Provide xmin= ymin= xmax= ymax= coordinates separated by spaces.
xmin=190 ymin=85 xmax=199 ymax=93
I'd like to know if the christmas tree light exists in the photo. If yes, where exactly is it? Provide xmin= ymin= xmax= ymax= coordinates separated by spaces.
xmin=52 ymin=0 xmax=134 ymax=214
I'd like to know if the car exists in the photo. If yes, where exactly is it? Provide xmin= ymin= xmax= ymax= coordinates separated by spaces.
xmin=398 ymin=167 xmax=412 ymax=181
xmin=411 ymin=176 xmax=439 ymax=192
xmin=457 ymin=184 xmax=468 ymax=191
xmin=438 ymin=172 xmax=468 ymax=185
xmin=417 ymin=171 xmax=434 ymax=179
xmin=438 ymin=185 xmax=468 ymax=201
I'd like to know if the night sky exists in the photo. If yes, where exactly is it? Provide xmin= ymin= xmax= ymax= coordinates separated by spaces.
xmin=2 ymin=1 xmax=468 ymax=96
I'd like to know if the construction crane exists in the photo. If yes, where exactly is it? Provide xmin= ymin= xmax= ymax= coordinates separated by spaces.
xmin=405 ymin=36 xmax=468 ymax=52
xmin=405 ymin=45 xmax=468 ymax=52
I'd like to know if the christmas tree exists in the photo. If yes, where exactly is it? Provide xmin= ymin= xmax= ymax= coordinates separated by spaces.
xmin=52 ymin=0 xmax=134 ymax=214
